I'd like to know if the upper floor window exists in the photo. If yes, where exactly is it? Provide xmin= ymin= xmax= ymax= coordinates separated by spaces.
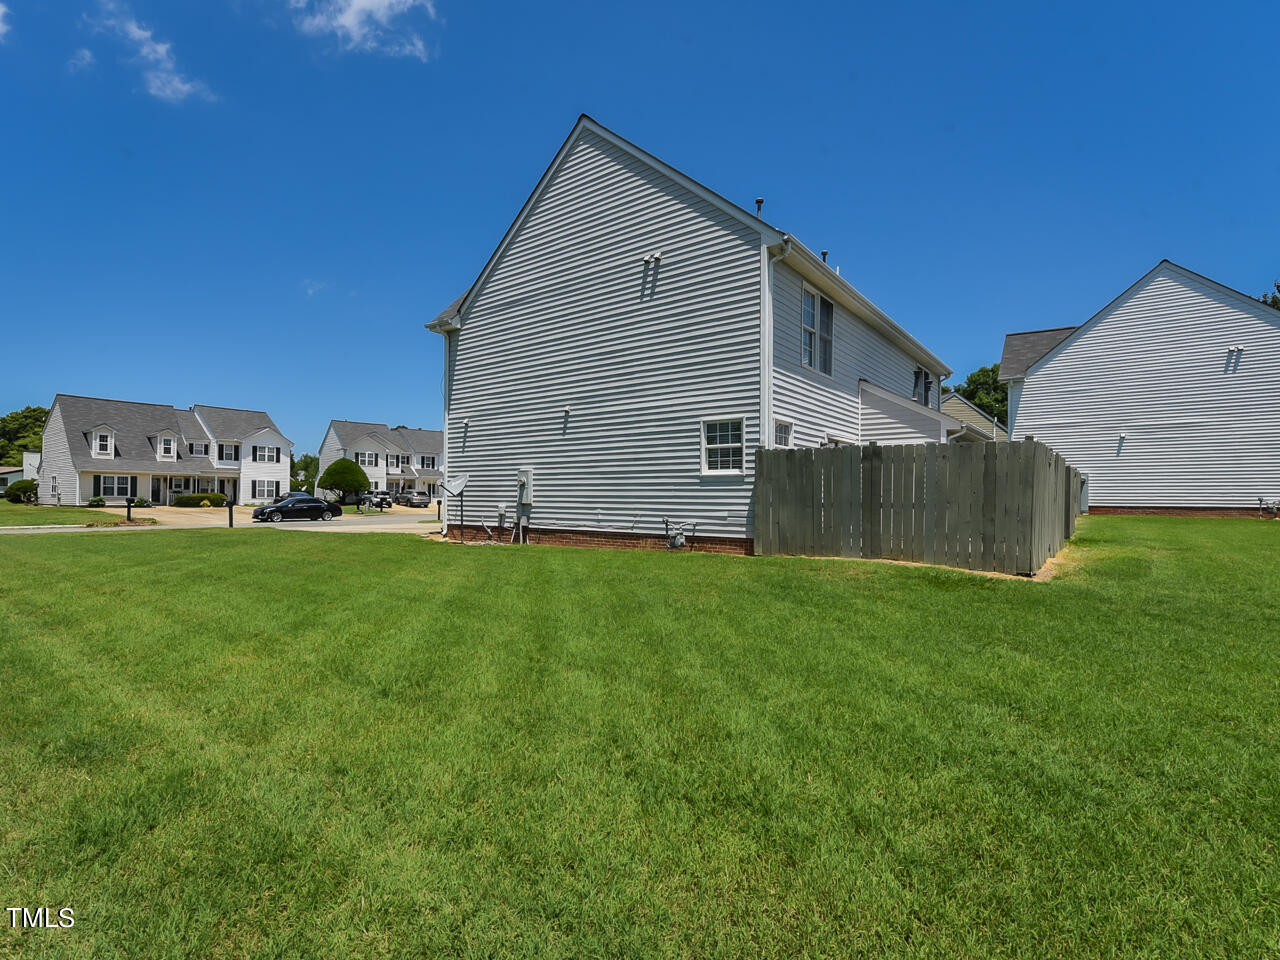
xmin=217 ymin=443 xmax=240 ymax=462
xmin=802 ymin=289 xmax=834 ymax=375
xmin=251 ymin=445 xmax=280 ymax=463
xmin=356 ymin=452 xmax=379 ymax=467
xmin=388 ymin=454 xmax=400 ymax=469
xmin=189 ymin=442 xmax=209 ymax=456
xmin=96 ymin=432 xmax=112 ymax=456
xmin=160 ymin=437 xmax=174 ymax=457
xmin=702 ymin=418 xmax=744 ymax=473
xmin=420 ymin=455 xmax=435 ymax=469
xmin=773 ymin=420 xmax=793 ymax=448
xmin=913 ymin=369 xmax=932 ymax=406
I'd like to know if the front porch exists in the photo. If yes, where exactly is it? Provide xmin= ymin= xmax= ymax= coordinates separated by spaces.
xmin=150 ymin=475 xmax=238 ymax=506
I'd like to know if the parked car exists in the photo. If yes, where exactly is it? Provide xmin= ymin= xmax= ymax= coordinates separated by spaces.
xmin=252 ymin=496 xmax=341 ymax=522
xmin=401 ymin=491 xmax=434 ymax=508
xmin=363 ymin=490 xmax=394 ymax=509
xmin=273 ymin=491 xmax=314 ymax=503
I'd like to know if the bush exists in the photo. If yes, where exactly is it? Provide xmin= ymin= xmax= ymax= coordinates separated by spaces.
xmin=173 ymin=493 xmax=226 ymax=508
xmin=316 ymin=458 xmax=370 ymax=504
xmin=5 ymin=479 xmax=37 ymax=503
xmin=86 ymin=496 xmax=106 ymax=507
xmin=131 ymin=497 xmax=153 ymax=508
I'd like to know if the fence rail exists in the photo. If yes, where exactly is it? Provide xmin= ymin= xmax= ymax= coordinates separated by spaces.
xmin=753 ymin=438 xmax=1081 ymax=575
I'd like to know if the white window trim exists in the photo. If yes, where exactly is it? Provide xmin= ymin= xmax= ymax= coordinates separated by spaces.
xmin=773 ymin=419 xmax=793 ymax=448
xmin=801 ymin=285 xmax=835 ymax=378
xmin=699 ymin=416 xmax=747 ymax=476
xmin=93 ymin=430 xmax=114 ymax=458
xmin=159 ymin=435 xmax=176 ymax=460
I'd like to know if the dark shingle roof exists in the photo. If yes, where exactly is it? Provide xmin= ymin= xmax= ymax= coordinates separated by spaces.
xmin=998 ymin=326 xmax=1079 ymax=380
xmin=53 ymin=395 xmax=284 ymax=474
xmin=191 ymin=404 xmax=285 ymax=441
xmin=430 ymin=290 xmax=469 ymax=328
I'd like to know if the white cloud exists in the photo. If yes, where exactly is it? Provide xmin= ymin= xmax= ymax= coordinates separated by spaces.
xmin=301 ymin=278 xmax=331 ymax=296
xmin=0 ymin=4 xmax=11 ymax=42
xmin=68 ymin=48 xmax=96 ymax=71
xmin=288 ymin=0 xmax=438 ymax=61
xmin=93 ymin=1 xmax=215 ymax=102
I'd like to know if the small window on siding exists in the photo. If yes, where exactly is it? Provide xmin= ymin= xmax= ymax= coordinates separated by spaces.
xmin=161 ymin=437 xmax=173 ymax=457
xmin=802 ymin=289 xmax=834 ymax=375
xmin=97 ymin=433 xmax=111 ymax=455
xmin=774 ymin=420 xmax=793 ymax=447
xmin=702 ymin=418 xmax=744 ymax=472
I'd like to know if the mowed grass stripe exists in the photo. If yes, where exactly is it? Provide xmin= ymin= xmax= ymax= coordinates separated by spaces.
xmin=1 ymin=517 xmax=1277 ymax=958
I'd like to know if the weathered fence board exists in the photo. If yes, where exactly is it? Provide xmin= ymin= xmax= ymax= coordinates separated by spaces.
xmin=753 ymin=439 xmax=1082 ymax=575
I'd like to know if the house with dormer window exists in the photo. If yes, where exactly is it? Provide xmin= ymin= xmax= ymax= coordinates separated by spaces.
xmin=35 ymin=394 xmax=292 ymax=506
xmin=315 ymin=420 xmax=442 ymax=500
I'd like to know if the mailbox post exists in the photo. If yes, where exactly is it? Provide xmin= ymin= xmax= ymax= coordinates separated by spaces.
xmin=125 ymin=496 xmax=134 ymax=523
xmin=227 ymin=497 xmax=235 ymax=528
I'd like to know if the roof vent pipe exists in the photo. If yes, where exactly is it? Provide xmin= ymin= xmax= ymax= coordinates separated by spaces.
xmin=821 ymin=250 xmax=828 ymax=263
xmin=755 ymin=197 xmax=764 ymax=217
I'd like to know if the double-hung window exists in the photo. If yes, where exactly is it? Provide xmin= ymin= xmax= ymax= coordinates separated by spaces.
xmin=420 ymin=455 xmax=435 ymax=470
xmin=217 ymin=444 xmax=240 ymax=462
xmin=702 ymin=418 xmax=744 ymax=473
xmin=252 ymin=446 xmax=279 ymax=463
xmin=189 ymin=442 xmax=209 ymax=456
xmin=100 ymin=475 xmax=131 ymax=497
xmin=253 ymin=480 xmax=279 ymax=500
xmin=801 ymin=289 xmax=834 ymax=375
xmin=96 ymin=433 xmax=111 ymax=455
xmin=356 ymin=452 xmax=379 ymax=467
xmin=161 ymin=437 xmax=173 ymax=457
xmin=774 ymin=420 xmax=793 ymax=447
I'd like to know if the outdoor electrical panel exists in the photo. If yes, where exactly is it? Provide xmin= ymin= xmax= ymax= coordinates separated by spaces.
xmin=517 ymin=468 xmax=533 ymax=505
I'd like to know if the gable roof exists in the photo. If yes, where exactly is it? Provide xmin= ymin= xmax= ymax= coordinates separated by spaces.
xmin=998 ymin=326 xmax=1079 ymax=381
xmin=51 ymin=395 xmax=287 ymax=474
xmin=176 ymin=409 xmax=211 ymax=443
xmin=428 ymin=114 xmax=950 ymax=376
xmin=940 ymin=391 xmax=1007 ymax=439
xmin=1000 ymin=259 xmax=1280 ymax=383
xmin=192 ymin=404 xmax=286 ymax=442
xmin=328 ymin=420 xmax=442 ymax=455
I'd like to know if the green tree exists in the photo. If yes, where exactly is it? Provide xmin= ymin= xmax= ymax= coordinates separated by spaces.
xmin=0 ymin=405 xmax=48 ymax=466
xmin=5 ymin=479 xmax=38 ymax=503
xmin=1258 ymin=281 xmax=1280 ymax=311
xmin=293 ymin=453 xmax=319 ymax=492
xmin=949 ymin=364 xmax=1008 ymax=425
xmin=316 ymin=458 xmax=369 ymax=504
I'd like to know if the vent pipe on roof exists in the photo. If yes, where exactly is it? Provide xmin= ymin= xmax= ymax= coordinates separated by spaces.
xmin=755 ymin=197 xmax=764 ymax=217
xmin=820 ymin=250 xmax=828 ymax=263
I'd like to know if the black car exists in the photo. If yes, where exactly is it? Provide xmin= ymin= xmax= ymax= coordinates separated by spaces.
xmin=273 ymin=491 xmax=314 ymax=503
xmin=253 ymin=496 xmax=341 ymax=522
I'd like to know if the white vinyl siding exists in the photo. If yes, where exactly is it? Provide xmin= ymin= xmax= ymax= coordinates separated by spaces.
xmin=1011 ymin=262 xmax=1280 ymax=507
xmin=240 ymin=430 xmax=290 ymax=503
xmin=442 ymin=127 xmax=762 ymax=539
xmin=771 ymin=261 xmax=936 ymax=448
xmin=38 ymin=403 xmax=79 ymax=504
xmin=861 ymin=387 xmax=947 ymax=444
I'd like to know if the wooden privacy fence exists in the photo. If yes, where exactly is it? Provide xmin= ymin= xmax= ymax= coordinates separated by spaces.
xmin=753 ymin=438 xmax=1082 ymax=575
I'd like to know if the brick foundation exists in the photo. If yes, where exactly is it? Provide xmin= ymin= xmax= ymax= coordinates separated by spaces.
xmin=444 ymin=524 xmax=752 ymax=555
xmin=1088 ymin=506 xmax=1273 ymax=519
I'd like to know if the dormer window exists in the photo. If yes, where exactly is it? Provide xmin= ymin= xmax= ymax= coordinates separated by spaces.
xmin=92 ymin=429 xmax=115 ymax=459
xmin=161 ymin=437 xmax=174 ymax=458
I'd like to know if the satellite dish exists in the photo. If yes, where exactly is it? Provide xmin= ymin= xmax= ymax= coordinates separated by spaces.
xmin=440 ymin=474 xmax=468 ymax=496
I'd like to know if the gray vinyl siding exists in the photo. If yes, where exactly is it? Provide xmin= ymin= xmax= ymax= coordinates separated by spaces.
xmin=315 ymin=426 xmax=346 ymax=499
xmin=861 ymin=390 xmax=945 ymax=444
xmin=770 ymin=260 xmax=938 ymax=447
xmin=1011 ymin=262 xmax=1280 ymax=507
xmin=38 ymin=402 xmax=78 ymax=505
xmin=444 ymin=128 xmax=762 ymax=539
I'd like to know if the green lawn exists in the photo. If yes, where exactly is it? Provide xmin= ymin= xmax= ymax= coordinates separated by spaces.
xmin=0 ymin=500 xmax=151 ymax=527
xmin=1 ymin=517 xmax=1277 ymax=958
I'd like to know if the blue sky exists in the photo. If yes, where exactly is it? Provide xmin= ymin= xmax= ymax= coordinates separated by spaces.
xmin=2 ymin=0 xmax=1278 ymax=452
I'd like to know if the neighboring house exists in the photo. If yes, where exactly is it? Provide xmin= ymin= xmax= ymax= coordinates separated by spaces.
xmin=0 ymin=465 xmax=22 ymax=494
xmin=315 ymin=420 xmax=443 ymax=499
xmin=427 ymin=115 xmax=961 ymax=552
xmin=36 ymin=395 xmax=292 ymax=506
xmin=1001 ymin=260 xmax=1280 ymax=513
xmin=941 ymin=392 xmax=1008 ymax=441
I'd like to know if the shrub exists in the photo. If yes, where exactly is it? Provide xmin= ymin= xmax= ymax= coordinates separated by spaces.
xmin=5 ymin=479 xmax=37 ymax=503
xmin=131 ymin=497 xmax=153 ymax=508
xmin=317 ymin=458 xmax=370 ymax=504
xmin=173 ymin=493 xmax=227 ymax=508
xmin=86 ymin=496 xmax=107 ymax=507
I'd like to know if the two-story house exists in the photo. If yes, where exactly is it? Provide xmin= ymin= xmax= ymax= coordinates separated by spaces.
xmin=36 ymin=395 xmax=292 ymax=505
xmin=315 ymin=420 xmax=443 ymax=499
xmin=428 ymin=115 xmax=961 ymax=552
xmin=1001 ymin=260 xmax=1280 ymax=514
